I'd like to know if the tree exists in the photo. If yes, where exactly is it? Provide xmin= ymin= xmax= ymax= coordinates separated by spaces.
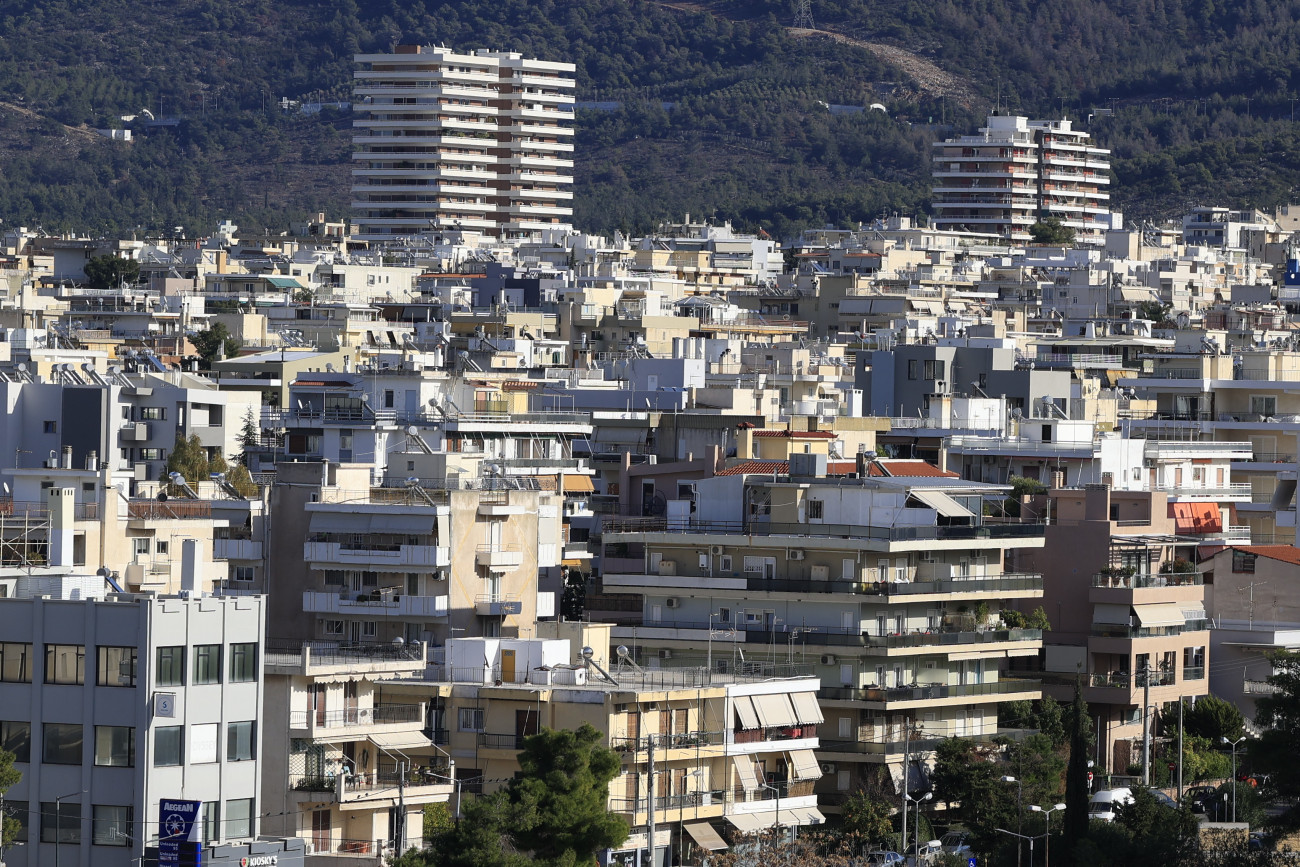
xmin=166 ymin=434 xmax=209 ymax=486
xmin=1252 ymin=649 xmax=1300 ymax=828
xmin=225 ymin=463 xmax=260 ymax=497
xmin=509 ymin=724 xmax=629 ymax=865
xmin=1028 ymin=218 xmax=1075 ymax=246
xmin=840 ymin=791 xmax=893 ymax=850
xmin=237 ymin=408 xmax=260 ymax=465
xmin=1062 ymin=679 xmax=1092 ymax=848
xmin=83 ymin=254 xmax=140 ymax=289
xmin=423 ymin=802 xmax=454 ymax=842
xmin=0 ymin=746 xmax=21 ymax=853
xmin=1180 ymin=695 xmax=1245 ymax=742
xmin=190 ymin=323 xmax=243 ymax=368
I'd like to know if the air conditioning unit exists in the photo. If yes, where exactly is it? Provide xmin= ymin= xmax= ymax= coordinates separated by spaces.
xmin=788 ymin=549 xmax=805 ymax=561
xmin=820 ymin=763 xmax=837 ymax=774
xmin=821 ymin=654 xmax=837 ymax=665
xmin=658 ymin=649 xmax=673 ymax=659
xmin=710 ymin=545 xmax=724 ymax=556
xmin=358 ymin=708 xmax=374 ymax=724
xmin=665 ymin=597 xmax=679 ymax=608
xmin=304 ymin=843 xmax=315 ymax=855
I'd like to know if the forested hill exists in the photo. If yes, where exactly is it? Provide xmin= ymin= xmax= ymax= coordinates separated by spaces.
xmin=5 ymin=0 xmax=1300 ymax=238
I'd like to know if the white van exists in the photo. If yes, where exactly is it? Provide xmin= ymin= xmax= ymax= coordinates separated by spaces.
xmin=1088 ymin=787 xmax=1134 ymax=822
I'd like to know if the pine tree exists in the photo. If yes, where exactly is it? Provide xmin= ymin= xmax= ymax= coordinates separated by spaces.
xmin=1063 ymin=677 xmax=1093 ymax=847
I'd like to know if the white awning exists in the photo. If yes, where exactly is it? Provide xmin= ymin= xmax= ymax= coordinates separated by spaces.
xmin=794 ymin=808 xmax=826 ymax=826
xmin=1133 ymin=602 xmax=1186 ymax=628
xmin=369 ymin=731 xmax=435 ymax=752
xmin=727 ymin=812 xmax=768 ymax=833
xmin=909 ymin=490 xmax=976 ymax=518
xmin=790 ymin=691 xmax=824 ymax=725
xmin=733 ymin=696 xmax=760 ymax=731
xmin=727 ymin=807 xmax=823 ymax=832
xmin=751 ymin=694 xmax=798 ymax=728
xmin=788 ymin=749 xmax=823 ymax=781
xmin=732 ymin=755 xmax=762 ymax=792
xmin=1092 ymin=603 xmax=1131 ymax=625
xmin=684 ymin=822 xmax=728 ymax=851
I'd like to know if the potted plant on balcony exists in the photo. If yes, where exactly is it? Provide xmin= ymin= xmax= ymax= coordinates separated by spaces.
xmin=1159 ymin=558 xmax=1198 ymax=585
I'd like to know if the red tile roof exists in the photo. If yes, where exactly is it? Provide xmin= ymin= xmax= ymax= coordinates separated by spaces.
xmin=1236 ymin=545 xmax=1300 ymax=566
xmin=867 ymin=460 xmax=959 ymax=478
xmin=752 ymin=430 xmax=838 ymax=439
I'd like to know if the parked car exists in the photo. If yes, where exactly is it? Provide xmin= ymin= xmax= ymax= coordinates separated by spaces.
xmin=1184 ymin=784 xmax=1218 ymax=813
xmin=940 ymin=831 xmax=973 ymax=856
xmin=864 ymin=851 xmax=906 ymax=866
xmin=1148 ymin=789 xmax=1177 ymax=809
xmin=1088 ymin=787 xmax=1134 ymax=822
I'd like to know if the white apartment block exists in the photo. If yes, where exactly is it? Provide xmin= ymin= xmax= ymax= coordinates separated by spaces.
xmin=932 ymin=115 xmax=1112 ymax=244
xmin=352 ymin=45 xmax=576 ymax=242
xmin=0 ymin=582 xmax=266 ymax=867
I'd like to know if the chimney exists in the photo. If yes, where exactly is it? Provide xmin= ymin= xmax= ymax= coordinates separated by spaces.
xmin=86 ymin=450 xmax=97 ymax=471
xmin=180 ymin=539 xmax=201 ymax=595
xmin=1084 ymin=483 xmax=1111 ymax=522
xmin=1051 ymin=469 xmax=1065 ymax=490
xmin=47 ymin=487 xmax=75 ymax=567
xmin=61 ymin=445 xmax=72 ymax=469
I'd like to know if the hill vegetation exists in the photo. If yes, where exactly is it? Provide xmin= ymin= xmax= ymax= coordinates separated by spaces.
xmin=3 ymin=0 xmax=1300 ymax=238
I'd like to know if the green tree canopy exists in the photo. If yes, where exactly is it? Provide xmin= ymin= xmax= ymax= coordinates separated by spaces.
xmin=166 ymin=434 xmax=209 ymax=486
xmin=83 ymin=254 xmax=140 ymax=289
xmin=1253 ymin=649 xmax=1300 ymax=828
xmin=1178 ymin=695 xmax=1245 ymax=742
xmin=190 ymin=323 xmax=243 ymax=368
xmin=0 ymin=745 xmax=21 ymax=852
xmin=1028 ymin=218 xmax=1076 ymax=246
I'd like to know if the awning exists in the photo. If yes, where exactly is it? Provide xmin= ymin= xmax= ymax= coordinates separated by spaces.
xmin=382 ymin=513 xmax=438 ymax=535
xmin=594 ymin=427 xmax=648 ymax=444
xmin=1092 ymin=603 xmax=1131 ymax=625
xmin=309 ymin=512 xmax=373 ymax=534
xmin=369 ymin=731 xmax=435 ymax=752
xmin=727 ymin=812 xmax=768 ymax=833
xmin=732 ymin=756 xmax=762 ymax=792
xmin=751 ymin=694 xmax=798 ymax=728
xmin=1169 ymin=502 xmax=1222 ymax=534
xmin=788 ymin=749 xmax=822 ymax=781
xmin=794 ymin=808 xmax=826 ymax=826
xmin=733 ymin=696 xmax=760 ymax=731
xmin=265 ymin=276 xmax=305 ymax=290
xmin=790 ymin=691 xmax=824 ymax=725
xmin=909 ymin=490 xmax=975 ymax=518
xmin=562 ymin=474 xmax=595 ymax=493
xmin=726 ymin=807 xmax=821 ymax=832
xmin=684 ymin=823 xmax=728 ymax=851
xmin=1133 ymin=602 xmax=1187 ymax=628
xmin=1273 ymin=479 xmax=1297 ymax=510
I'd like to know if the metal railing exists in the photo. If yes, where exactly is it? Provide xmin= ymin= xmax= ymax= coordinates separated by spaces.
xmin=608 ymin=731 xmax=728 ymax=752
xmin=819 ymin=679 xmax=1040 ymax=703
xmin=601 ymin=516 xmax=1045 ymax=542
xmin=1090 ymin=624 xmax=1186 ymax=639
xmin=1091 ymin=571 xmax=1203 ymax=588
xmin=1087 ymin=670 xmax=1176 ymax=689
xmin=289 ymin=704 xmax=423 ymax=729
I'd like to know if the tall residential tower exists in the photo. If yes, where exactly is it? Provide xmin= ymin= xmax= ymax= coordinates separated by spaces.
xmin=352 ymin=46 xmax=576 ymax=242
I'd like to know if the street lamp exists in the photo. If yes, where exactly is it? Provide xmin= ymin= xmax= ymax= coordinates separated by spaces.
xmin=1001 ymin=775 xmax=1024 ymax=867
xmin=904 ymin=792 xmax=933 ymax=864
xmin=995 ymin=827 xmax=1036 ymax=867
xmin=1221 ymin=736 xmax=1246 ymax=823
xmin=53 ymin=790 xmax=86 ymax=867
xmin=1028 ymin=803 xmax=1066 ymax=867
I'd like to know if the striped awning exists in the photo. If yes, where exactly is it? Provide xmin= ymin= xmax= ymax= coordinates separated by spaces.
xmin=790 ymin=691 xmax=824 ymax=725
xmin=788 ymin=749 xmax=823 ymax=781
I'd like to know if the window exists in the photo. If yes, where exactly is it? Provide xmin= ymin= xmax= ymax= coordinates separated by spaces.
xmin=806 ymin=499 xmax=824 ymax=520
xmin=156 ymin=646 xmax=185 ymax=687
xmin=323 ymin=620 xmax=344 ymax=636
xmin=231 ymin=566 xmax=255 ymax=582
xmin=191 ymin=723 xmax=219 ymax=764
xmin=458 ymin=708 xmax=485 ymax=732
xmin=225 ymin=798 xmax=253 ymax=839
xmin=0 ymin=720 xmax=30 ymax=762
xmin=907 ymin=359 xmax=919 ymax=380
xmin=193 ymin=644 xmax=221 ymax=684
xmin=43 ymin=420 xmax=56 ymax=434
xmin=41 ymin=800 xmax=80 ymax=844
xmin=1232 ymin=550 xmax=1257 ymax=574
xmin=96 ymin=646 xmax=137 ymax=687
xmin=156 ymin=540 xmax=168 ymax=555
xmin=1251 ymin=395 xmax=1277 ymax=418
xmin=139 ymin=448 xmax=164 ymax=461
xmin=923 ymin=359 xmax=945 ymax=380
xmin=92 ymin=805 xmax=133 ymax=846
xmin=362 ymin=621 xmax=377 ymax=638
xmin=45 ymin=644 xmax=85 ymax=684
xmin=227 ymin=721 xmax=255 ymax=761
xmin=140 ymin=407 xmax=165 ymax=420
xmin=0 ymin=643 xmax=31 ymax=682
xmin=133 ymin=537 xmax=150 ymax=557
xmin=229 ymin=643 xmax=257 ymax=683
xmin=154 ymin=726 xmax=183 ymax=767
xmin=94 ymin=726 xmax=135 ymax=767
xmin=42 ymin=723 xmax=82 ymax=764
xmin=202 ymin=801 xmax=219 ymax=843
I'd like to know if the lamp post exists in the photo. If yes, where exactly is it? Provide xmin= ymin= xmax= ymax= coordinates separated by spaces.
xmin=759 ymin=782 xmax=782 ymax=845
xmin=53 ymin=790 xmax=85 ymax=867
xmin=1221 ymin=736 xmax=1246 ymax=823
xmin=995 ymin=828 xmax=1036 ymax=867
xmin=1001 ymin=775 xmax=1024 ymax=867
xmin=1028 ymin=803 xmax=1066 ymax=867
xmin=904 ymin=792 xmax=933 ymax=864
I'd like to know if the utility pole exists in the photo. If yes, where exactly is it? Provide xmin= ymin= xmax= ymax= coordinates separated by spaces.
xmin=1177 ymin=700 xmax=1184 ymax=804
xmin=1141 ymin=666 xmax=1151 ymax=787
xmin=396 ymin=759 xmax=407 ymax=853
xmin=901 ymin=718 xmax=910 ymax=855
xmin=646 ymin=733 xmax=656 ymax=867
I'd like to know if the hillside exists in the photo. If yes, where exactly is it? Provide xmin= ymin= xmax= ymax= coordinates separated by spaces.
xmin=2 ymin=0 xmax=1300 ymax=237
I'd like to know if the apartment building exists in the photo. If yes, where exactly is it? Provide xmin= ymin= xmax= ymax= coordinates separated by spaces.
xmin=595 ymin=457 xmax=1046 ymax=806
xmin=352 ymin=45 xmax=575 ymax=241
xmin=377 ymin=633 xmax=825 ymax=866
xmin=0 ymin=580 xmax=265 ymax=867
xmin=261 ymin=640 xmax=452 ymax=863
xmin=931 ymin=114 xmax=1113 ymax=244
xmin=1014 ymin=485 xmax=1209 ymax=773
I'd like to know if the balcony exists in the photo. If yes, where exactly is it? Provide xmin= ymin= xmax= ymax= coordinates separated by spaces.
xmin=1087 ymin=670 xmax=1176 ymax=690
xmin=265 ymin=641 xmax=426 ymax=677
xmin=302 ymin=590 xmax=449 ymax=619
xmin=214 ymin=538 xmax=263 ymax=560
xmin=290 ymin=771 xmax=454 ymax=806
xmin=1091 ymin=571 xmax=1203 ymax=589
xmin=304 ymin=540 xmax=450 ymax=569
xmin=1244 ymin=680 xmax=1279 ymax=695
xmin=600 ymin=517 xmax=1045 ymax=544
xmin=289 ymin=703 xmax=425 ymax=739
xmin=475 ymin=545 xmax=524 ymax=569
xmin=127 ymin=500 xmax=214 ymax=520
xmin=474 ymin=594 xmax=522 ymax=616
xmin=819 ymin=679 xmax=1041 ymax=705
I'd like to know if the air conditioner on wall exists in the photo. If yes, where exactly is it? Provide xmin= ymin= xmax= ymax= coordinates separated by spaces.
xmin=665 ymin=597 xmax=679 ymax=608
xmin=658 ymin=649 xmax=673 ymax=659
xmin=789 ymin=549 xmax=805 ymax=561
xmin=821 ymin=654 xmax=837 ymax=665
xmin=710 ymin=545 xmax=724 ymax=555
xmin=820 ymin=763 xmax=836 ymax=774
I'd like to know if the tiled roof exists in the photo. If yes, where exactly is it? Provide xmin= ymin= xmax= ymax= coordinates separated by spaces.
xmin=867 ymin=460 xmax=959 ymax=478
xmin=1236 ymin=545 xmax=1300 ymax=566
xmin=752 ymin=430 xmax=837 ymax=439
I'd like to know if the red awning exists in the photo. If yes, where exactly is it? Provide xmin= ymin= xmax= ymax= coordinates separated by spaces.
xmin=1169 ymin=502 xmax=1222 ymax=534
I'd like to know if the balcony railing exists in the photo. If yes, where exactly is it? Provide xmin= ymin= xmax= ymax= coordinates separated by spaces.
xmin=1183 ymin=666 xmax=1205 ymax=680
xmin=1091 ymin=571 xmax=1203 ymax=588
xmin=1090 ymin=624 xmax=1186 ymax=639
xmin=601 ymin=516 xmax=1045 ymax=542
xmin=1087 ymin=670 xmax=1176 ymax=689
xmin=1244 ymin=680 xmax=1279 ymax=695
xmin=819 ymin=679 xmax=1040 ymax=703
xmin=608 ymin=791 xmax=727 ymax=815
xmin=126 ymin=500 xmax=213 ymax=520
xmin=748 ymin=573 xmax=1044 ymax=597
xmin=608 ymin=731 xmax=728 ymax=752
xmin=290 ymin=704 xmax=424 ymax=729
